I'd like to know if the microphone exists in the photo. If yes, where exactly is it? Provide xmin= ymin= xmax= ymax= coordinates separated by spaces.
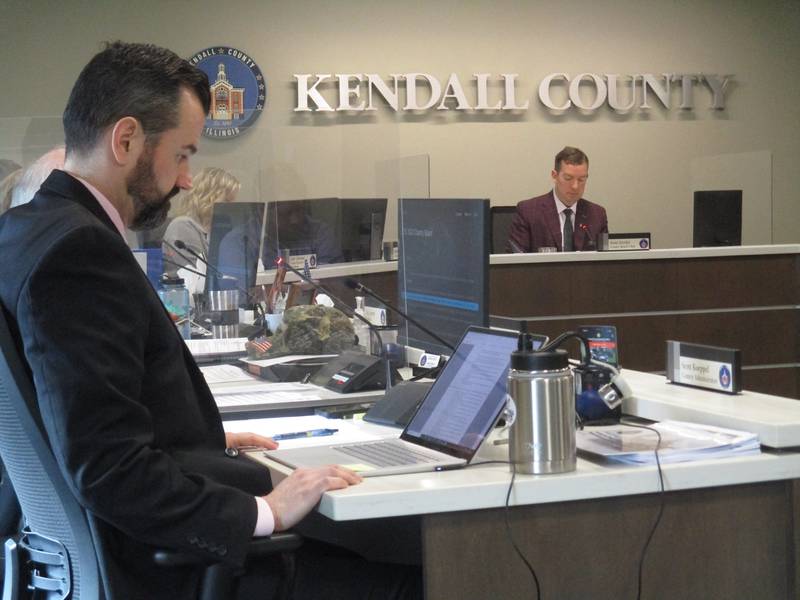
xmin=171 ymin=239 xmax=266 ymax=327
xmin=343 ymin=278 xmax=456 ymax=353
xmin=161 ymin=258 xmax=206 ymax=279
xmin=274 ymin=258 xmax=386 ymax=364
xmin=579 ymin=223 xmax=596 ymax=250
xmin=173 ymin=240 xmax=237 ymax=281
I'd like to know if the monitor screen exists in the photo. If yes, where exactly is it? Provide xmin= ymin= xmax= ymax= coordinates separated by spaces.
xmin=339 ymin=198 xmax=387 ymax=262
xmin=693 ymin=190 xmax=742 ymax=247
xmin=205 ymin=202 xmax=266 ymax=307
xmin=262 ymin=198 xmax=387 ymax=269
xmin=397 ymin=198 xmax=490 ymax=356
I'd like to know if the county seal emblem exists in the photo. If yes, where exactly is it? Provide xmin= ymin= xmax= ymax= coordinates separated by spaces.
xmin=189 ymin=46 xmax=265 ymax=138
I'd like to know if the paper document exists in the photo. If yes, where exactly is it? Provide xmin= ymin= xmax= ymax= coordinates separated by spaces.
xmin=185 ymin=338 xmax=248 ymax=357
xmin=224 ymin=415 xmax=386 ymax=448
xmin=212 ymin=381 xmax=348 ymax=407
xmin=240 ymin=354 xmax=337 ymax=368
xmin=199 ymin=364 xmax=258 ymax=384
xmin=576 ymin=420 xmax=760 ymax=465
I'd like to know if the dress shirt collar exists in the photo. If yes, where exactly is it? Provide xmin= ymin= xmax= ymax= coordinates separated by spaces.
xmin=552 ymin=188 xmax=574 ymax=215
xmin=71 ymin=175 xmax=126 ymax=238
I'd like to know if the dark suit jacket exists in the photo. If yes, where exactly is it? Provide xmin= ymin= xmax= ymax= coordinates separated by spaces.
xmin=0 ymin=171 xmax=272 ymax=599
xmin=506 ymin=191 xmax=608 ymax=253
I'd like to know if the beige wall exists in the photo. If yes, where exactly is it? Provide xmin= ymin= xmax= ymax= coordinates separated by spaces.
xmin=2 ymin=0 xmax=798 ymax=247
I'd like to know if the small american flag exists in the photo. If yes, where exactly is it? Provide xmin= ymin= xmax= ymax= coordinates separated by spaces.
xmin=249 ymin=337 xmax=272 ymax=354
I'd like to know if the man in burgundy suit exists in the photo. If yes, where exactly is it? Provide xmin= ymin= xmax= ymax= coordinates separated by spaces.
xmin=507 ymin=146 xmax=608 ymax=252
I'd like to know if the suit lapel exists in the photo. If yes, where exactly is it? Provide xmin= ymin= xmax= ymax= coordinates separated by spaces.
xmin=543 ymin=192 xmax=562 ymax=252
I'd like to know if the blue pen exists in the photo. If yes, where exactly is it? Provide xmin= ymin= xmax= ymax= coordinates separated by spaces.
xmin=273 ymin=428 xmax=338 ymax=441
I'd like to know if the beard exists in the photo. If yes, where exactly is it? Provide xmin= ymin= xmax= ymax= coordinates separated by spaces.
xmin=126 ymin=144 xmax=180 ymax=231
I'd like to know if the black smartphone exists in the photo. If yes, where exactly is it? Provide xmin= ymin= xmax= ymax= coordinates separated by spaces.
xmin=578 ymin=325 xmax=619 ymax=368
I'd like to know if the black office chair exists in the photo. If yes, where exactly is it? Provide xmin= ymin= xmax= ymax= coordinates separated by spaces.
xmin=0 ymin=306 xmax=301 ymax=600
xmin=489 ymin=205 xmax=517 ymax=254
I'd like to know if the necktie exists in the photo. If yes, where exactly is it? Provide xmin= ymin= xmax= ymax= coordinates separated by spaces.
xmin=563 ymin=208 xmax=574 ymax=252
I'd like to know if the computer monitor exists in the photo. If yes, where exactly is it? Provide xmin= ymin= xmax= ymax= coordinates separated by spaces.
xmin=262 ymin=197 xmax=387 ymax=269
xmin=397 ymin=198 xmax=490 ymax=356
xmin=262 ymin=198 xmax=341 ymax=269
xmin=489 ymin=205 xmax=517 ymax=254
xmin=693 ymin=190 xmax=742 ymax=247
xmin=205 ymin=202 xmax=266 ymax=307
xmin=339 ymin=198 xmax=387 ymax=261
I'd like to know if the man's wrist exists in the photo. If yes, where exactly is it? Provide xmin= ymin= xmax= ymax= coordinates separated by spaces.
xmin=253 ymin=496 xmax=275 ymax=536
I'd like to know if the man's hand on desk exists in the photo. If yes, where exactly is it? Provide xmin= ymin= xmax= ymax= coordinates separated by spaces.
xmin=225 ymin=431 xmax=278 ymax=450
xmin=264 ymin=466 xmax=363 ymax=531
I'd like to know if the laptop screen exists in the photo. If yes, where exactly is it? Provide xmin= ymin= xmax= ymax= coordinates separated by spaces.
xmin=400 ymin=327 xmax=543 ymax=460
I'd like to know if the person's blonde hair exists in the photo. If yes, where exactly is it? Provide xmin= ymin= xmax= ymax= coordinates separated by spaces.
xmin=175 ymin=167 xmax=240 ymax=230
xmin=0 ymin=169 xmax=23 ymax=215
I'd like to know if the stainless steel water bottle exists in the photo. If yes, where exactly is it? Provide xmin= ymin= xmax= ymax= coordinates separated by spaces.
xmin=508 ymin=333 xmax=576 ymax=475
xmin=207 ymin=289 xmax=240 ymax=339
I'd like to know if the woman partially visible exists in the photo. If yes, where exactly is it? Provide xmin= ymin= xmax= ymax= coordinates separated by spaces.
xmin=0 ymin=168 xmax=22 ymax=216
xmin=162 ymin=167 xmax=240 ymax=276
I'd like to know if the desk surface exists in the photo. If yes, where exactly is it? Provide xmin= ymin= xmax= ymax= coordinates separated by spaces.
xmin=258 ymin=425 xmax=800 ymax=521
xmin=250 ymin=366 xmax=800 ymax=521
xmin=624 ymin=369 xmax=800 ymax=448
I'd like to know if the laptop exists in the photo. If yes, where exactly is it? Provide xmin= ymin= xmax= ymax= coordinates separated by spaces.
xmin=260 ymin=326 xmax=526 ymax=477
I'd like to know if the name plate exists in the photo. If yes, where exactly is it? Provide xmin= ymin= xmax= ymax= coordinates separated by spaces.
xmin=285 ymin=253 xmax=317 ymax=271
xmin=598 ymin=232 xmax=651 ymax=251
xmin=665 ymin=340 xmax=741 ymax=394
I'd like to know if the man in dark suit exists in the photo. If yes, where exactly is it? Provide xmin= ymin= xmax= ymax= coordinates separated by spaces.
xmin=0 ymin=42 xmax=418 ymax=599
xmin=507 ymin=146 xmax=608 ymax=252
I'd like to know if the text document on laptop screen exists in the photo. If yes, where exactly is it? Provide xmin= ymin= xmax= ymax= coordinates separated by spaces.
xmin=403 ymin=329 xmax=518 ymax=451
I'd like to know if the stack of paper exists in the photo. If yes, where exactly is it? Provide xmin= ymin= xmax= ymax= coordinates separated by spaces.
xmin=576 ymin=420 xmax=760 ymax=465
xmin=185 ymin=338 xmax=248 ymax=361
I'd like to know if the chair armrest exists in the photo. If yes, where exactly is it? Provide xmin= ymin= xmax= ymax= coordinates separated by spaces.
xmin=153 ymin=532 xmax=303 ymax=568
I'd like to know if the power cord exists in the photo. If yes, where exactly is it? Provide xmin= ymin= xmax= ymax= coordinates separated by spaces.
xmin=465 ymin=459 xmax=541 ymax=600
xmin=619 ymin=418 xmax=666 ymax=600
xmin=504 ymin=458 xmax=542 ymax=600
xmin=469 ymin=416 xmax=665 ymax=600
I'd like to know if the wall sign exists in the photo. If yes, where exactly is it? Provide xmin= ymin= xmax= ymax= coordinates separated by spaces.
xmin=189 ymin=46 xmax=266 ymax=138
xmin=294 ymin=72 xmax=732 ymax=114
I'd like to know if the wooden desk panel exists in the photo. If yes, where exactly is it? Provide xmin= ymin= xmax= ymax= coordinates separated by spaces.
xmin=488 ymin=252 xmax=800 ymax=398
xmin=423 ymin=480 xmax=794 ymax=600
xmin=317 ymin=250 xmax=800 ymax=397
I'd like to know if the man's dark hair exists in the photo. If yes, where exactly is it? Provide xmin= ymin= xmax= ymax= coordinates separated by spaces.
xmin=554 ymin=146 xmax=589 ymax=172
xmin=63 ymin=41 xmax=210 ymax=156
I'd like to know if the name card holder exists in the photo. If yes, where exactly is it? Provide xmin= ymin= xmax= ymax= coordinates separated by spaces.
xmin=665 ymin=340 xmax=741 ymax=394
xmin=598 ymin=232 xmax=651 ymax=251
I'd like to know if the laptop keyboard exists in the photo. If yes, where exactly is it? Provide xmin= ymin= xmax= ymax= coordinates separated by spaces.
xmin=334 ymin=440 xmax=441 ymax=468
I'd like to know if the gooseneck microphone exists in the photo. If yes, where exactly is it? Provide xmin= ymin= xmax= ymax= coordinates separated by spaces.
xmin=169 ymin=239 xmax=265 ymax=325
xmin=173 ymin=240 xmax=237 ymax=281
xmin=275 ymin=258 xmax=384 ymax=358
xmin=344 ymin=278 xmax=456 ymax=353
xmin=579 ymin=223 xmax=596 ymax=250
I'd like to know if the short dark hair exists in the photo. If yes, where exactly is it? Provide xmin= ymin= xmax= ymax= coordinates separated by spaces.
xmin=554 ymin=146 xmax=589 ymax=172
xmin=63 ymin=41 xmax=210 ymax=156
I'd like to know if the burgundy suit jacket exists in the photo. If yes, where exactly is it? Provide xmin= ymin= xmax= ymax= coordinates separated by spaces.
xmin=506 ymin=191 xmax=608 ymax=253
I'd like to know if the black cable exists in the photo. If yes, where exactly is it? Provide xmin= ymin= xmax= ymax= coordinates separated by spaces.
xmin=503 ymin=459 xmax=542 ymax=600
xmin=462 ymin=458 xmax=542 ymax=596
xmin=464 ymin=459 xmax=511 ymax=468
xmin=619 ymin=418 xmax=665 ymax=600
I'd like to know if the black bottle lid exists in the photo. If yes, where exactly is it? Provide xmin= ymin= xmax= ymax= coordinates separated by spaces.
xmin=511 ymin=348 xmax=569 ymax=371
xmin=160 ymin=274 xmax=185 ymax=286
